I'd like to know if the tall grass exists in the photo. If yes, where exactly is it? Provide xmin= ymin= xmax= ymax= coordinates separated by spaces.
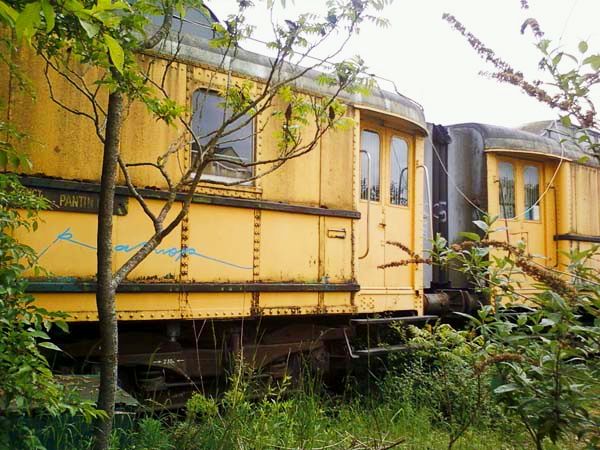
xmin=13 ymin=340 xmax=595 ymax=450
xmin=16 ymin=363 xmax=533 ymax=450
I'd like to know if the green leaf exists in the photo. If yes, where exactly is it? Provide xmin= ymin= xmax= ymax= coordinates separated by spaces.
xmin=40 ymin=0 xmax=55 ymax=32
xmin=15 ymin=2 xmax=42 ymax=42
xmin=29 ymin=329 xmax=50 ymax=339
xmin=0 ymin=1 xmax=18 ymax=25
xmin=104 ymin=34 xmax=124 ymax=73
xmin=494 ymin=383 xmax=518 ymax=394
xmin=552 ymin=52 xmax=562 ymax=66
xmin=578 ymin=40 xmax=588 ymax=54
xmin=79 ymin=18 xmax=99 ymax=37
xmin=560 ymin=115 xmax=571 ymax=127
xmin=583 ymin=54 xmax=600 ymax=71
xmin=539 ymin=318 xmax=555 ymax=327
xmin=537 ymin=39 xmax=550 ymax=55
xmin=473 ymin=220 xmax=489 ymax=233
xmin=55 ymin=320 xmax=69 ymax=333
xmin=38 ymin=341 xmax=62 ymax=352
xmin=175 ymin=1 xmax=186 ymax=18
xmin=459 ymin=231 xmax=481 ymax=242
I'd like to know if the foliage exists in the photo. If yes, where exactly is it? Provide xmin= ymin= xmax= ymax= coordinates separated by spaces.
xmin=426 ymin=217 xmax=600 ymax=450
xmin=0 ymin=171 xmax=102 ymax=445
xmin=385 ymin=323 xmax=504 ymax=450
xmin=30 ymin=378 xmax=529 ymax=450
xmin=1 ymin=103 xmax=102 ymax=444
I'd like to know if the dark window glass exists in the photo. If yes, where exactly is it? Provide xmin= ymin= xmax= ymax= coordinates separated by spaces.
xmin=360 ymin=130 xmax=380 ymax=201
xmin=498 ymin=162 xmax=515 ymax=219
xmin=191 ymin=90 xmax=254 ymax=181
xmin=390 ymin=136 xmax=409 ymax=206
xmin=524 ymin=166 xmax=540 ymax=220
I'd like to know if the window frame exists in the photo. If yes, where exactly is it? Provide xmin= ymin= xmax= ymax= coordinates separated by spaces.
xmin=190 ymin=88 xmax=256 ymax=186
xmin=522 ymin=163 xmax=542 ymax=223
xmin=360 ymin=128 xmax=382 ymax=203
xmin=497 ymin=160 xmax=517 ymax=220
xmin=387 ymin=134 xmax=411 ymax=209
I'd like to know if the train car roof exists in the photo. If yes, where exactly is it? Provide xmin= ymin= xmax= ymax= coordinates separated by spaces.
xmin=145 ymin=9 xmax=428 ymax=135
xmin=448 ymin=122 xmax=600 ymax=167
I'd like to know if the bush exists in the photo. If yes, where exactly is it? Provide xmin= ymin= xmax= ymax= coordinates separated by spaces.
xmin=382 ymin=323 xmax=510 ymax=449
xmin=428 ymin=216 xmax=600 ymax=450
xmin=0 ymin=174 xmax=101 ymax=448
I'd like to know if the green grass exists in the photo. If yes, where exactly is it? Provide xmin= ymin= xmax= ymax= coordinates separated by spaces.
xmin=8 ymin=386 xmax=582 ymax=450
xmin=7 ymin=365 xmax=592 ymax=450
xmin=105 ymin=392 xmax=531 ymax=450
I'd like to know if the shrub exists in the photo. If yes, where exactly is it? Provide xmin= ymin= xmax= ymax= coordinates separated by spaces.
xmin=429 ymin=216 xmax=600 ymax=450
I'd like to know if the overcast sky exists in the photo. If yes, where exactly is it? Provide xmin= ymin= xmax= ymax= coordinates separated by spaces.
xmin=207 ymin=0 xmax=600 ymax=128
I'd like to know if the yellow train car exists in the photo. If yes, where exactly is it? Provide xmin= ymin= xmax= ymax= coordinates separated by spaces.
xmin=3 ymin=9 xmax=436 ymax=393
xmin=425 ymin=123 xmax=600 ymax=298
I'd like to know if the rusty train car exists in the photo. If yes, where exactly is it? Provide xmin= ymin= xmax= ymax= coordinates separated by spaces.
xmin=424 ymin=121 xmax=600 ymax=294
xmin=3 ymin=8 xmax=600 ymax=402
xmin=5 ymin=9 xmax=441 ymax=400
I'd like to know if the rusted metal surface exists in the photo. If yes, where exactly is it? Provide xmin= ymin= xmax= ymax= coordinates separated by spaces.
xmin=424 ymin=290 xmax=480 ymax=316
xmin=33 ymin=186 xmax=128 ymax=215
xmin=350 ymin=315 xmax=437 ymax=325
xmin=144 ymin=23 xmax=428 ymax=135
xmin=554 ymin=233 xmax=600 ymax=243
xmin=26 ymin=281 xmax=361 ymax=293
xmin=55 ymin=375 xmax=139 ymax=407
xmin=19 ymin=176 xmax=361 ymax=219
xmin=61 ymin=322 xmax=348 ymax=381
xmin=450 ymin=122 xmax=598 ymax=166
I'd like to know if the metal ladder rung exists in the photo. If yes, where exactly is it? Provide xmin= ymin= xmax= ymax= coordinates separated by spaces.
xmin=350 ymin=315 xmax=438 ymax=325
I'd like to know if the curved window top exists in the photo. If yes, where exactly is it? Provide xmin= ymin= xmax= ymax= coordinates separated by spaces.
xmin=191 ymin=90 xmax=254 ymax=182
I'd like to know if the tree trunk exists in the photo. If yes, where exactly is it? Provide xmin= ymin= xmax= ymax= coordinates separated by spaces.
xmin=93 ymin=90 xmax=123 ymax=450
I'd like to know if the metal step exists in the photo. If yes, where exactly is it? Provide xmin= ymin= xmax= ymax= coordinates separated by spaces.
xmin=350 ymin=315 xmax=438 ymax=325
xmin=354 ymin=344 xmax=416 ymax=357
xmin=343 ymin=328 xmax=424 ymax=359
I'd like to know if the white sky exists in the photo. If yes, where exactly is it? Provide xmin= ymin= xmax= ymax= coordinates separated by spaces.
xmin=207 ymin=0 xmax=600 ymax=128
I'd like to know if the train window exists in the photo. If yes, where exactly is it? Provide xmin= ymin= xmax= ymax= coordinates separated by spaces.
xmin=360 ymin=130 xmax=380 ymax=201
xmin=524 ymin=166 xmax=540 ymax=220
xmin=191 ymin=90 xmax=254 ymax=182
xmin=498 ymin=162 xmax=515 ymax=219
xmin=390 ymin=136 xmax=409 ymax=206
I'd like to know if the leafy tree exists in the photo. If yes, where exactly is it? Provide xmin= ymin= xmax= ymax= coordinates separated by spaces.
xmin=1 ymin=0 xmax=389 ymax=447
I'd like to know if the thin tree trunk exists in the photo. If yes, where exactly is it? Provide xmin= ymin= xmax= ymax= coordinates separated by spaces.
xmin=93 ymin=90 xmax=123 ymax=450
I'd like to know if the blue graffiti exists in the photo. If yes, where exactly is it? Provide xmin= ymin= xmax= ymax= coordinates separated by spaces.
xmin=38 ymin=227 xmax=252 ymax=270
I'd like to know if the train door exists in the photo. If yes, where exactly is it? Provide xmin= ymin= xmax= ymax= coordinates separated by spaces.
xmin=383 ymin=133 xmax=413 ymax=289
xmin=358 ymin=127 xmax=385 ymax=289
xmin=358 ymin=124 xmax=414 ymax=294
xmin=495 ymin=157 xmax=557 ymax=269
